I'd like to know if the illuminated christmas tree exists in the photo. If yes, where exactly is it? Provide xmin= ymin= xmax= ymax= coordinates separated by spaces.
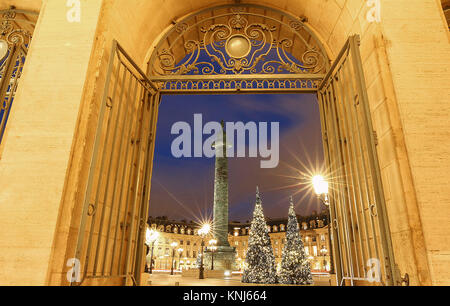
xmin=279 ymin=197 xmax=313 ymax=285
xmin=242 ymin=187 xmax=277 ymax=284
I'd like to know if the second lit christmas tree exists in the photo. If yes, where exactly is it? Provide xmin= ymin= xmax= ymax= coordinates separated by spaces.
xmin=278 ymin=197 xmax=313 ymax=285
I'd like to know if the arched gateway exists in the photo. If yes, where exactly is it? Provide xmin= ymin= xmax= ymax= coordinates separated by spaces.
xmin=72 ymin=4 xmax=397 ymax=286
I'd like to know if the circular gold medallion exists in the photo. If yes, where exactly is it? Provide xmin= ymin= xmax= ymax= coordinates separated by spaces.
xmin=225 ymin=35 xmax=251 ymax=59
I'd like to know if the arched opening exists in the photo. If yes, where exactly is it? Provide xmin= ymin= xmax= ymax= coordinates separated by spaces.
xmin=70 ymin=3 xmax=399 ymax=287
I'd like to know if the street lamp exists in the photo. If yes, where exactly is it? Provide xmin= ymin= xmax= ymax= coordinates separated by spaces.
xmin=237 ymin=257 xmax=242 ymax=271
xmin=170 ymin=241 xmax=178 ymax=275
xmin=198 ymin=223 xmax=211 ymax=279
xmin=312 ymin=175 xmax=334 ymax=274
xmin=145 ymin=228 xmax=159 ymax=274
xmin=320 ymin=246 xmax=329 ymax=271
xmin=209 ymin=239 xmax=217 ymax=270
xmin=312 ymin=175 xmax=329 ymax=203
xmin=177 ymin=248 xmax=184 ymax=271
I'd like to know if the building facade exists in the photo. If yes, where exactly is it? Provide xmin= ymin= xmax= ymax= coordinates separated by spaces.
xmin=148 ymin=213 xmax=331 ymax=273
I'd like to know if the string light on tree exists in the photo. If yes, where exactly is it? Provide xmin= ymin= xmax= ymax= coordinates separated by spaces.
xmin=278 ymin=197 xmax=313 ymax=285
xmin=241 ymin=187 xmax=277 ymax=284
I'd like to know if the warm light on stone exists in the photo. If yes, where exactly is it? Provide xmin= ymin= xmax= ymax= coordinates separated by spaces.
xmin=0 ymin=40 xmax=8 ymax=61
xmin=226 ymin=35 xmax=251 ymax=58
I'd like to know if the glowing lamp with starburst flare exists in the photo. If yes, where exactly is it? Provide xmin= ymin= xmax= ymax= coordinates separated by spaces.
xmin=198 ymin=223 xmax=211 ymax=237
xmin=312 ymin=175 xmax=329 ymax=196
xmin=145 ymin=228 xmax=159 ymax=246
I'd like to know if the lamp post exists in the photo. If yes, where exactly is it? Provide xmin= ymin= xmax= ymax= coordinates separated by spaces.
xmin=145 ymin=228 xmax=159 ymax=274
xmin=237 ymin=257 xmax=242 ymax=271
xmin=312 ymin=175 xmax=334 ymax=274
xmin=320 ymin=246 xmax=329 ymax=272
xmin=170 ymin=241 xmax=178 ymax=275
xmin=198 ymin=223 xmax=211 ymax=279
xmin=208 ymin=239 xmax=217 ymax=270
xmin=177 ymin=248 xmax=184 ymax=270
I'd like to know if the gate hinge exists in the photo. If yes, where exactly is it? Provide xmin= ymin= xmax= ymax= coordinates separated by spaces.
xmin=394 ymin=265 xmax=410 ymax=286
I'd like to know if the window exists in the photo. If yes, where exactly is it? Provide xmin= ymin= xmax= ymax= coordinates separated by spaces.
xmin=313 ymin=246 xmax=318 ymax=256
xmin=180 ymin=240 xmax=184 ymax=245
xmin=187 ymin=240 xmax=190 ymax=246
xmin=305 ymin=247 xmax=309 ymax=255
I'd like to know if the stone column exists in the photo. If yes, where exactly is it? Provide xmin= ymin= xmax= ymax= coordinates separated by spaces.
xmin=204 ymin=121 xmax=237 ymax=272
xmin=213 ymin=121 xmax=230 ymax=247
xmin=0 ymin=0 xmax=103 ymax=285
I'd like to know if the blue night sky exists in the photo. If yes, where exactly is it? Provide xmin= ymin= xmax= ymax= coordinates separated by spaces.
xmin=148 ymin=93 xmax=325 ymax=223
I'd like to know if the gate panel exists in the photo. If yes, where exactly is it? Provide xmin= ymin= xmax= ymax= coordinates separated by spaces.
xmin=318 ymin=35 xmax=397 ymax=286
xmin=72 ymin=41 xmax=158 ymax=286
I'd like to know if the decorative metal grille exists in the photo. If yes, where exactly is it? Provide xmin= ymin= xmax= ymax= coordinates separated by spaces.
xmin=148 ymin=4 xmax=330 ymax=78
xmin=154 ymin=74 xmax=322 ymax=94
xmin=318 ymin=35 xmax=398 ymax=286
xmin=0 ymin=8 xmax=38 ymax=147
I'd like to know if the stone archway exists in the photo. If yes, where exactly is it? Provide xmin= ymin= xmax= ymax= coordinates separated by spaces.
xmin=61 ymin=2 xmax=421 ymax=286
xmin=3 ymin=0 xmax=449 ymax=286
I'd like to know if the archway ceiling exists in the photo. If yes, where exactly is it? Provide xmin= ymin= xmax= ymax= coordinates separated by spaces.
xmin=4 ymin=0 xmax=355 ymax=72
xmin=108 ymin=0 xmax=350 ymax=68
xmin=0 ymin=0 xmax=41 ymax=12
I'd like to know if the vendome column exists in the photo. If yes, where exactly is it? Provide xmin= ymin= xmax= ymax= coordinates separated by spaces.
xmin=204 ymin=121 xmax=236 ymax=272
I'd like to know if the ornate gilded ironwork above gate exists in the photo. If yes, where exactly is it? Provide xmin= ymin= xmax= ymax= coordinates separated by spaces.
xmin=0 ymin=7 xmax=38 ymax=147
xmin=148 ymin=4 xmax=330 ymax=82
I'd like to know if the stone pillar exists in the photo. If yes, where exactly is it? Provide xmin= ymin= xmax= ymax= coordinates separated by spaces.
xmin=213 ymin=121 xmax=230 ymax=247
xmin=378 ymin=0 xmax=450 ymax=286
xmin=0 ymin=0 xmax=103 ymax=285
xmin=206 ymin=121 xmax=236 ymax=271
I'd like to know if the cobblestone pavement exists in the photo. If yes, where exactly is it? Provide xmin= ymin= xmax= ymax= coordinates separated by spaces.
xmin=146 ymin=273 xmax=331 ymax=286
